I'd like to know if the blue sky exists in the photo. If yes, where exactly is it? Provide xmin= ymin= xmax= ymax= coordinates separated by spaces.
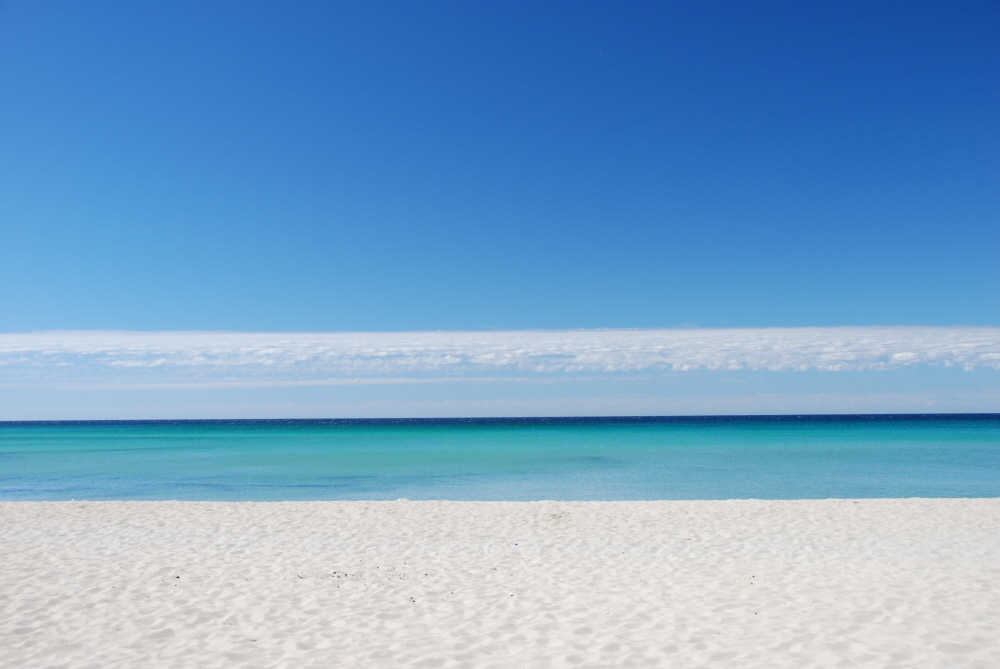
xmin=2 ymin=0 xmax=997 ymax=332
xmin=0 ymin=2 xmax=997 ymax=418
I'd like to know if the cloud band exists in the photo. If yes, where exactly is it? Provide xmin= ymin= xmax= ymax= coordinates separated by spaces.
xmin=1 ymin=327 xmax=998 ymax=389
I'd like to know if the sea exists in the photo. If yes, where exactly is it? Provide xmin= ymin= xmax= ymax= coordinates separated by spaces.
xmin=1 ymin=414 xmax=998 ymax=501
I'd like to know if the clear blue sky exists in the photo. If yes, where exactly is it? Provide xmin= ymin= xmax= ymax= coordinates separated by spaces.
xmin=1 ymin=0 xmax=997 ymax=332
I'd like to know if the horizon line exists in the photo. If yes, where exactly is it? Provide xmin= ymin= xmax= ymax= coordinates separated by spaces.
xmin=3 ymin=412 xmax=999 ymax=426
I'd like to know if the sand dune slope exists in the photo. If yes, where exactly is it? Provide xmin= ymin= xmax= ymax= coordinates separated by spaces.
xmin=1 ymin=499 xmax=998 ymax=668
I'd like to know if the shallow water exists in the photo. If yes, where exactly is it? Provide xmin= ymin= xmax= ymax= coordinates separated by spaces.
xmin=1 ymin=415 xmax=998 ymax=500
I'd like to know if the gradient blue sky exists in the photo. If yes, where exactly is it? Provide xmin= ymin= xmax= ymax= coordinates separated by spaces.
xmin=1 ymin=2 xmax=998 ymax=419
xmin=2 ymin=0 xmax=998 ymax=333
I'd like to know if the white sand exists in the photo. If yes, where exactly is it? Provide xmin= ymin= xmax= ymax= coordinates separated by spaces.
xmin=2 ymin=499 xmax=998 ymax=668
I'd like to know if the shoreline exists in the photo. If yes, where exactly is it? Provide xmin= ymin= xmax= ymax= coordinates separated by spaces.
xmin=3 ymin=499 xmax=998 ymax=667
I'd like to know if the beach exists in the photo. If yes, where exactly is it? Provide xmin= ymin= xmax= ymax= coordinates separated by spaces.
xmin=2 ymin=499 xmax=998 ymax=668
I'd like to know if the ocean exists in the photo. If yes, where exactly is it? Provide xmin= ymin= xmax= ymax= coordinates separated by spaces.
xmin=1 ymin=414 xmax=998 ymax=501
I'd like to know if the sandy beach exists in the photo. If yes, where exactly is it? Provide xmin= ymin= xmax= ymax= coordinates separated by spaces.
xmin=2 ymin=499 xmax=998 ymax=668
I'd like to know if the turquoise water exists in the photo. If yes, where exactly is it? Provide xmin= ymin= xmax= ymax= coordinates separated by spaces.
xmin=1 ymin=415 xmax=998 ymax=500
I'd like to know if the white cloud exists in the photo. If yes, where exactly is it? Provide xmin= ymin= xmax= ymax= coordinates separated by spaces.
xmin=0 ymin=327 xmax=998 ymax=389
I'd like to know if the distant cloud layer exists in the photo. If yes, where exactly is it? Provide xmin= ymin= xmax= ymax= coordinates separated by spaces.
xmin=1 ymin=327 xmax=998 ymax=389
